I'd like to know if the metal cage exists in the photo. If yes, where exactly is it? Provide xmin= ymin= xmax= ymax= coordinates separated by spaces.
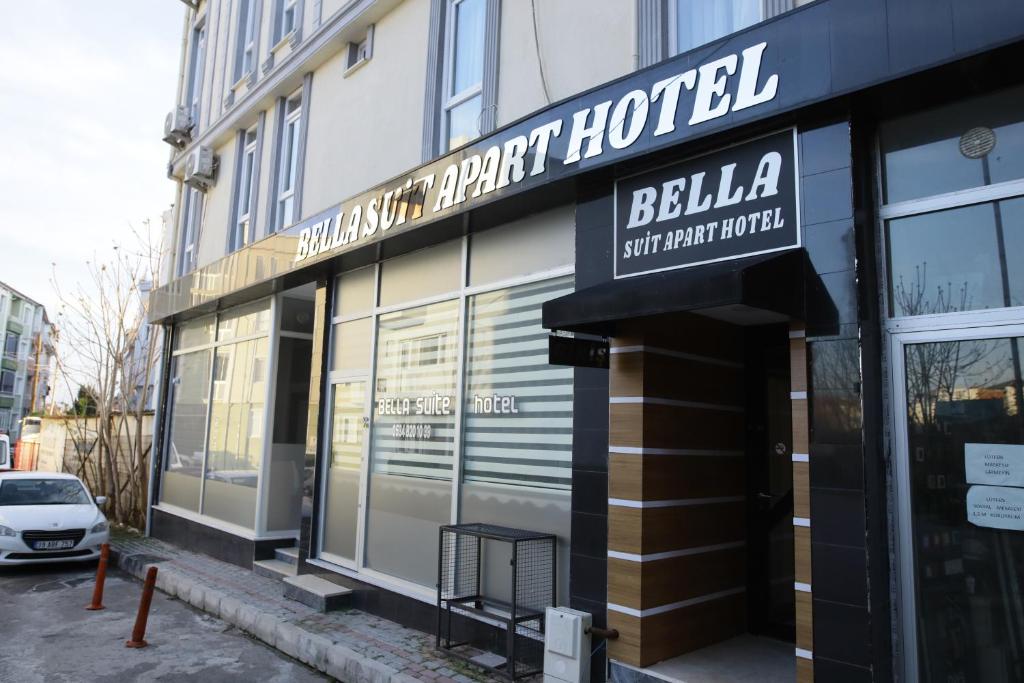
xmin=436 ymin=523 xmax=557 ymax=680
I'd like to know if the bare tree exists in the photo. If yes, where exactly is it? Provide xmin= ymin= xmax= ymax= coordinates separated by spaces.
xmin=50 ymin=221 xmax=165 ymax=529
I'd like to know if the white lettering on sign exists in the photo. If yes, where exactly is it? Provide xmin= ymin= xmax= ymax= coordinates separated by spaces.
xmin=473 ymin=394 xmax=520 ymax=415
xmin=376 ymin=394 xmax=453 ymax=416
xmin=966 ymin=485 xmax=1024 ymax=531
xmin=965 ymin=443 xmax=1024 ymax=487
xmin=294 ymin=41 xmax=780 ymax=264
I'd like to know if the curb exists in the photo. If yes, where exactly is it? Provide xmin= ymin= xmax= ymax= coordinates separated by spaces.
xmin=111 ymin=547 xmax=420 ymax=683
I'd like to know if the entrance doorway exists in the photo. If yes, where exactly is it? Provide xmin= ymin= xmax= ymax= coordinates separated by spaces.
xmin=891 ymin=323 xmax=1024 ymax=682
xmin=745 ymin=324 xmax=795 ymax=643
xmin=606 ymin=312 xmax=798 ymax=680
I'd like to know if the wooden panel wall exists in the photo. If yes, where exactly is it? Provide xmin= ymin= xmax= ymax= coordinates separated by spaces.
xmin=790 ymin=323 xmax=813 ymax=682
xmin=606 ymin=315 xmax=748 ymax=668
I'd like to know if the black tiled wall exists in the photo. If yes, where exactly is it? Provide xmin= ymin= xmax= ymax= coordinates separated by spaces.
xmin=571 ymin=177 xmax=615 ymax=681
xmin=800 ymin=120 xmax=875 ymax=682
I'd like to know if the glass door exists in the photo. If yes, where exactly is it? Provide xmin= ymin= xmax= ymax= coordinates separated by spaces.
xmin=892 ymin=326 xmax=1024 ymax=682
xmin=320 ymin=380 xmax=368 ymax=567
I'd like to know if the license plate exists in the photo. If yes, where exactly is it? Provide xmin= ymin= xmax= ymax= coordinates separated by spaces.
xmin=33 ymin=539 xmax=75 ymax=550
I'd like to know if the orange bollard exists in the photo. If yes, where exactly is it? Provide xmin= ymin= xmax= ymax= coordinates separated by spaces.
xmin=86 ymin=543 xmax=110 ymax=611
xmin=126 ymin=566 xmax=159 ymax=648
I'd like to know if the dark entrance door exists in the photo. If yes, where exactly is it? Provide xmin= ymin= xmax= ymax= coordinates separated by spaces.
xmin=745 ymin=323 xmax=796 ymax=641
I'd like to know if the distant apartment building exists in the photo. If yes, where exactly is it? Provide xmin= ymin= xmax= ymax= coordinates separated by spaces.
xmin=149 ymin=1 xmax=1024 ymax=681
xmin=0 ymin=283 xmax=57 ymax=441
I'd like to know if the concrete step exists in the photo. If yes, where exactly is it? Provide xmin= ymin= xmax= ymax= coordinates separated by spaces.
xmin=253 ymin=558 xmax=298 ymax=580
xmin=282 ymin=574 xmax=352 ymax=613
xmin=274 ymin=546 xmax=300 ymax=566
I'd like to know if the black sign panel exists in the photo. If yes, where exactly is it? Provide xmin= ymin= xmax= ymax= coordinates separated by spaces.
xmin=548 ymin=335 xmax=609 ymax=369
xmin=614 ymin=129 xmax=799 ymax=278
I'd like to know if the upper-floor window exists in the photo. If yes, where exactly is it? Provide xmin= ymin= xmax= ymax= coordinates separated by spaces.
xmin=274 ymin=91 xmax=303 ymax=230
xmin=0 ymin=371 xmax=14 ymax=395
xmin=879 ymin=85 xmax=1024 ymax=318
xmin=273 ymin=0 xmax=299 ymax=44
xmin=232 ymin=127 xmax=260 ymax=251
xmin=443 ymin=0 xmax=486 ymax=151
xmin=186 ymin=20 xmax=207 ymax=129
xmin=3 ymin=333 xmax=17 ymax=358
xmin=423 ymin=0 xmax=498 ymax=160
xmin=639 ymin=0 xmax=804 ymax=68
xmin=671 ymin=0 xmax=762 ymax=55
xmin=178 ymin=187 xmax=204 ymax=277
xmin=235 ymin=0 xmax=258 ymax=82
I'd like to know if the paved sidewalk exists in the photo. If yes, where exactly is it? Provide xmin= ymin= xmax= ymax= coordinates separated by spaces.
xmin=110 ymin=531 xmax=497 ymax=683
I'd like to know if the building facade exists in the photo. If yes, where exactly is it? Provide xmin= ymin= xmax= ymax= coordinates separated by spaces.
xmin=150 ymin=1 xmax=1024 ymax=681
xmin=0 ymin=283 xmax=56 ymax=441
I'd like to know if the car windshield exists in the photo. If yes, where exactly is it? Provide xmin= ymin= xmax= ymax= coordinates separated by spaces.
xmin=0 ymin=479 xmax=91 ymax=506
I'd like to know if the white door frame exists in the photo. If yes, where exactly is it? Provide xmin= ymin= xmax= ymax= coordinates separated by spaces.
xmin=887 ymin=319 xmax=1024 ymax=682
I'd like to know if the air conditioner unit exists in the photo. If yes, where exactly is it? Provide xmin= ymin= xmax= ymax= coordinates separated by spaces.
xmin=543 ymin=607 xmax=592 ymax=683
xmin=162 ymin=105 xmax=193 ymax=148
xmin=184 ymin=146 xmax=217 ymax=190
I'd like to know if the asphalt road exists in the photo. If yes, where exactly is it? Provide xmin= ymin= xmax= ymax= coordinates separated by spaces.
xmin=0 ymin=561 xmax=329 ymax=682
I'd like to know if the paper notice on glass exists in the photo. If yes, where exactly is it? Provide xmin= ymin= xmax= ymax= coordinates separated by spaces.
xmin=964 ymin=443 xmax=1024 ymax=487
xmin=966 ymin=485 xmax=1024 ymax=531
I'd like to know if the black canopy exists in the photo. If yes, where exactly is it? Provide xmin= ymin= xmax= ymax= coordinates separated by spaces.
xmin=542 ymin=249 xmax=834 ymax=336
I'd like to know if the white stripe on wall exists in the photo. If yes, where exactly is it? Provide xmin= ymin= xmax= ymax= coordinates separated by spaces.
xmin=608 ymin=540 xmax=746 ymax=563
xmin=609 ymin=446 xmax=744 ymax=457
xmin=790 ymin=391 xmax=808 ymax=400
xmin=609 ymin=396 xmax=744 ymax=412
xmin=794 ymin=582 xmax=812 ymax=593
xmin=792 ymin=453 xmax=809 ymax=462
xmin=609 ymin=496 xmax=745 ymax=509
xmin=793 ymin=517 xmax=811 ymax=527
xmin=789 ymin=329 xmax=806 ymax=339
xmin=608 ymin=587 xmax=746 ymax=618
xmin=608 ymin=345 xmax=743 ymax=369
xmin=796 ymin=647 xmax=813 ymax=660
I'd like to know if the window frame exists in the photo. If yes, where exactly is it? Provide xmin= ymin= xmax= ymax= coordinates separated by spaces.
xmin=317 ymin=232 xmax=575 ymax=599
xmin=234 ymin=0 xmax=258 ymax=83
xmin=177 ymin=187 xmax=204 ymax=277
xmin=269 ymin=84 xmax=309 ymax=232
xmin=422 ymin=0 xmax=500 ymax=161
xmin=0 ymin=370 xmax=14 ymax=395
xmin=185 ymin=18 xmax=207 ymax=130
xmin=3 ymin=332 xmax=18 ymax=358
xmin=230 ymin=124 xmax=261 ymax=252
xmin=273 ymin=0 xmax=300 ymax=45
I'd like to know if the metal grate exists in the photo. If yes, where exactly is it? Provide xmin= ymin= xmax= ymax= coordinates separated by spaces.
xmin=22 ymin=529 xmax=86 ymax=546
xmin=437 ymin=523 xmax=557 ymax=680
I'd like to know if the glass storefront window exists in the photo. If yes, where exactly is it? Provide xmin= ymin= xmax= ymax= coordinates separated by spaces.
xmin=331 ymin=318 xmax=373 ymax=375
xmin=887 ymin=198 xmax=1024 ymax=316
xmin=322 ymin=381 xmax=366 ymax=562
xmin=365 ymin=298 xmax=460 ymax=585
xmin=175 ymin=315 xmax=215 ymax=350
xmin=217 ymin=299 xmax=271 ymax=341
xmin=880 ymin=85 xmax=1024 ymax=204
xmin=462 ymin=276 xmax=574 ymax=490
xmin=162 ymin=350 xmax=213 ymax=512
xmin=902 ymin=335 xmax=1024 ymax=681
xmin=203 ymin=337 xmax=269 ymax=528
xmin=333 ymin=266 xmax=376 ymax=318
xmin=378 ymin=241 xmax=462 ymax=308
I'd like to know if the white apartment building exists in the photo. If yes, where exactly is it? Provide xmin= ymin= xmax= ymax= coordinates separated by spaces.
xmin=0 ymin=282 xmax=57 ymax=441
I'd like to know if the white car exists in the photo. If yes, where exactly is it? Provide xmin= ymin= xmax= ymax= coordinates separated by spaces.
xmin=0 ymin=471 xmax=110 ymax=565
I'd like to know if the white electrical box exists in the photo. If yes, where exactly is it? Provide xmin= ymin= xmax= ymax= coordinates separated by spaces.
xmin=543 ymin=607 xmax=592 ymax=683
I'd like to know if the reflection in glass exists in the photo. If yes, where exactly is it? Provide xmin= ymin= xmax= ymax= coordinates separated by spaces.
xmin=365 ymin=299 xmax=459 ymax=585
xmin=162 ymin=350 xmax=212 ymax=512
xmin=202 ymin=337 xmax=269 ymax=529
xmin=323 ymin=382 xmax=365 ymax=562
xmin=446 ymin=94 xmax=482 ymax=154
xmin=880 ymin=85 xmax=1024 ymax=204
xmin=217 ymin=299 xmax=271 ymax=342
xmin=888 ymin=198 xmax=1024 ymax=316
xmin=463 ymin=276 xmax=574 ymax=489
xmin=451 ymin=0 xmax=485 ymax=96
xmin=904 ymin=337 xmax=1024 ymax=681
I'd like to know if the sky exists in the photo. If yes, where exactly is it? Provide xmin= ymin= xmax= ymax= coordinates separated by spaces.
xmin=0 ymin=1 xmax=184 ymax=316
